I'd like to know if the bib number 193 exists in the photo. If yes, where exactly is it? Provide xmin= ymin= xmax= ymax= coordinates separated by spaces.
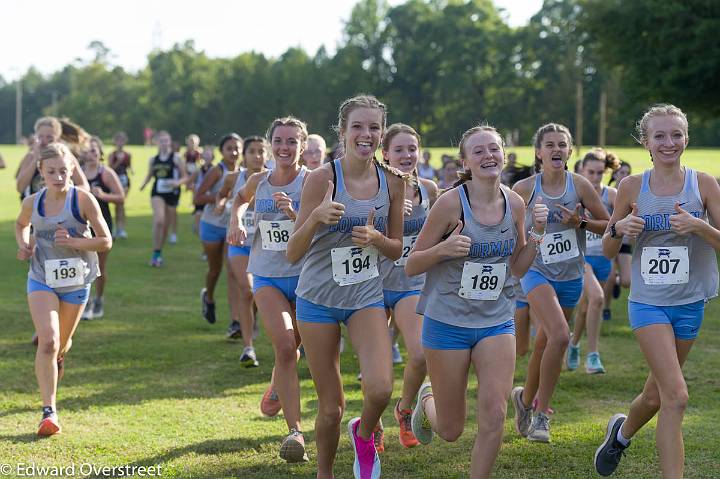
xmin=44 ymin=258 xmax=86 ymax=289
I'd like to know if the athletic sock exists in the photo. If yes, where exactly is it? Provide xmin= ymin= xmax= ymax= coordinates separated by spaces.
xmin=616 ymin=425 xmax=630 ymax=446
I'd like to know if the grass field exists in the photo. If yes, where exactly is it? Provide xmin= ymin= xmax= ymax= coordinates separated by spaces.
xmin=1 ymin=145 xmax=719 ymax=478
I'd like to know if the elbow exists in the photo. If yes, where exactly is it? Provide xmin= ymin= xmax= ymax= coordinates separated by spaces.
xmin=99 ymin=237 xmax=113 ymax=252
xmin=404 ymin=256 xmax=422 ymax=277
xmin=285 ymin=242 xmax=302 ymax=264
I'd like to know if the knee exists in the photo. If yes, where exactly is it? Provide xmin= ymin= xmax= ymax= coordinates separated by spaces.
xmin=436 ymin=421 xmax=464 ymax=442
xmin=661 ymin=386 xmax=689 ymax=413
xmin=38 ymin=335 xmax=60 ymax=357
xmin=641 ymin=388 xmax=661 ymax=410
xmin=318 ymin=402 xmax=344 ymax=426
xmin=274 ymin=342 xmax=299 ymax=366
xmin=407 ymin=350 xmax=426 ymax=372
xmin=547 ymin=330 xmax=570 ymax=351
xmin=477 ymin=401 xmax=507 ymax=434
xmin=237 ymin=282 xmax=253 ymax=301
xmin=363 ymin=379 xmax=393 ymax=409
xmin=588 ymin=293 xmax=604 ymax=310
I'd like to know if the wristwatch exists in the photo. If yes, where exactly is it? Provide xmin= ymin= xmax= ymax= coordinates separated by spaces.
xmin=610 ymin=223 xmax=621 ymax=238
xmin=578 ymin=217 xmax=588 ymax=229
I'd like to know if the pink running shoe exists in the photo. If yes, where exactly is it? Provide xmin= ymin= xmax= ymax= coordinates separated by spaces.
xmin=348 ymin=417 xmax=381 ymax=479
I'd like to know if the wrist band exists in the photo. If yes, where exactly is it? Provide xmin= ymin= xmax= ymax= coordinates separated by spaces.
xmin=528 ymin=228 xmax=545 ymax=245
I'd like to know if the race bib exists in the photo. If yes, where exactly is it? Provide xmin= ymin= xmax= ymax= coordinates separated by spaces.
xmin=586 ymin=231 xmax=603 ymax=250
xmin=394 ymin=235 xmax=418 ymax=267
xmin=44 ymin=258 xmax=86 ymax=289
xmin=331 ymin=246 xmax=379 ymax=286
xmin=458 ymin=262 xmax=507 ymax=300
xmin=540 ymin=229 xmax=579 ymax=264
xmin=259 ymin=219 xmax=293 ymax=251
xmin=156 ymin=178 xmax=175 ymax=194
xmin=242 ymin=210 xmax=256 ymax=236
xmin=641 ymin=246 xmax=689 ymax=285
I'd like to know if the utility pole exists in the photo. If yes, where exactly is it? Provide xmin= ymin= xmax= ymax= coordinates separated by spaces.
xmin=598 ymin=88 xmax=607 ymax=147
xmin=575 ymin=80 xmax=583 ymax=156
xmin=16 ymin=78 xmax=22 ymax=144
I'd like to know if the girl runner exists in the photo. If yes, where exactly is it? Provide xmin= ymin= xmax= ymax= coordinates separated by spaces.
xmin=510 ymin=123 xmax=609 ymax=443
xmin=15 ymin=142 xmax=111 ymax=435
xmin=223 ymin=136 xmax=268 ymax=363
xmin=227 ymin=117 xmax=310 ymax=463
xmin=190 ymin=146 xmax=215 ymax=237
xmin=378 ymin=123 xmax=438 ymax=449
xmin=405 ymin=124 xmax=547 ymax=479
xmin=16 ymin=117 xmax=89 ymax=199
xmin=139 ymin=131 xmax=186 ymax=267
xmin=567 ymin=149 xmax=619 ymax=374
xmin=108 ymin=132 xmax=132 ymax=239
xmin=287 ymin=95 xmax=405 ymax=479
xmin=195 ymin=134 xmax=242 ymax=326
xmin=594 ymin=104 xmax=720 ymax=477
xmin=80 ymin=137 xmax=125 ymax=320
xmin=604 ymin=160 xmax=634 ymax=316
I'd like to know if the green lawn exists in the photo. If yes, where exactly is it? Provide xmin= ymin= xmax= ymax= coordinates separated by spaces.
xmin=1 ymin=145 xmax=719 ymax=478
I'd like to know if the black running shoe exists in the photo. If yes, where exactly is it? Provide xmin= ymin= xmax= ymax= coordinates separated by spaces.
xmin=201 ymin=288 xmax=216 ymax=324
xmin=594 ymin=413 xmax=630 ymax=476
xmin=612 ymin=280 xmax=621 ymax=299
xmin=603 ymin=309 xmax=612 ymax=321
xmin=226 ymin=321 xmax=242 ymax=339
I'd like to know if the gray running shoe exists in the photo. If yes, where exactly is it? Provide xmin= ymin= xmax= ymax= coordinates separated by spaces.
xmin=240 ymin=347 xmax=259 ymax=368
xmin=226 ymin=321 xmax=242 ymax=339
xmin=594 ymin=414 xmax=629 ymax=476
xmin=527 ymin=411 xmax=551 ymax=443
xmin=92 ymin=297 xmax=104 ymax=319
xmin=511 ymin=386 xmax=533 ymax=437
xmin=586 ymin=352 xmax=606 ymax=375
xmin=81 ymin=300 xmax=94 ymax=321
xmin=279 ymin=428 xmax=308 ymax=463
xmin=411 ymin=382 xmax=434 ymax=445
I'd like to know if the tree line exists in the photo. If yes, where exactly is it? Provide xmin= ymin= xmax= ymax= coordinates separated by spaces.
xmin=1 ymin=0 xmax=718 ymax=147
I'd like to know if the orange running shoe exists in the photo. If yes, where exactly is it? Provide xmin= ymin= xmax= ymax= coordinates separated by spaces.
xmin=373 ymin=418 xmax=385 ymax=453
xmin=260 ymin=385 xmax=281 ymax=417
xmin=37 ymin=408 xmax=61 ymax=436
xmin=394 ymin=400 xmax=420 ymax=448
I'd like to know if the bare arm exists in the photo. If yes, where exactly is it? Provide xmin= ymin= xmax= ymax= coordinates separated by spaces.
xmin=15 ymin=196 xmax=35 ymax=259
xmin=602 ymin=175 xmax=644 ymax=259
xmin=507 ymin=189 xmax=546 ymax=278
xmin=671 ymin=172 xmax=720 ymax=250
xmin=95 ymin=168 xmax=125 ymax=204
xmin=286 ymin=167 xmax=343 ymax=264
xmin=139 ymin=158 xmax=154 ymax=191
xmin=194 ymin=166 xmax=223 ymax=205
xmin=404 ymin=189 xmax=469 ymax=276
xmin=227 ymin=172 xmax=262 ymax=246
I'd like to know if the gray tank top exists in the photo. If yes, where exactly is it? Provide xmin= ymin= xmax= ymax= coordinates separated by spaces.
xmin=247 ymin=167 xmax=307 ymax=278
xmin=417 ymin=184 xmax=517 ymax=328
xmin=296 ymin=159 xmax=391 ymax=309
xmin=525 ymin=171 xmax=586 ymax=281
xmin=585 ymin=186 xmax=612 ymax=257
xmin=380 ymin=181 xmax=429 ymax=292
xmin=200 ymin=162 xmax=231 ymax=227
xmin=29 ymin=187 xmax=100 ymax=292
xmin=231 ymin=168 xmax=257 ymax=245
xmin=629 ymin=168 xmax=718 ymax=306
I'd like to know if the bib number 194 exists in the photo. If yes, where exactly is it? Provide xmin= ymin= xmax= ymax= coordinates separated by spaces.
xmin=331 ymin=246 xmax=379 ymax=286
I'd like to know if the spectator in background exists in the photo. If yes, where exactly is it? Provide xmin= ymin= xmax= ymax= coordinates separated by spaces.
xmin=300 ymin=134 xmax=326 ymax=170
xmin=143 ymin=127 xmax=154 ymax=146
xmin=417 ymin=150 xmax=436 ymax=180
xmin=184 ymin=134 xmax=201 ymax=175
xmin=437 ymin=157 xmax=460 ymax=189
xmin=501 ymin=152 xmax=533 ymax=187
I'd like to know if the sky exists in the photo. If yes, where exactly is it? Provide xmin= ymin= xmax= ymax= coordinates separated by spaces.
xmin=2 ymin=0 xmax=542 ymax=82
